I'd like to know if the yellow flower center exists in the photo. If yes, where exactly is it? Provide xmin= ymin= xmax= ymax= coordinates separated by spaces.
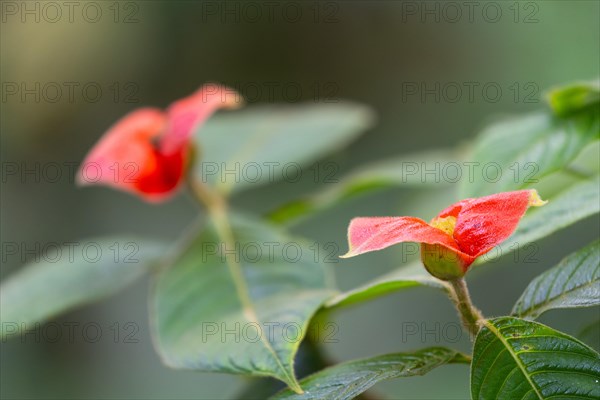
xmin=429 ymin=216 xmax=457 ymax=236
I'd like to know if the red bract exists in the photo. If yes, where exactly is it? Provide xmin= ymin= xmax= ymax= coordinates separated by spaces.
xmin=341 ymin=190 xmax=547 ymax=280
xmin=77 ymin=84 xmax=242 ymax=202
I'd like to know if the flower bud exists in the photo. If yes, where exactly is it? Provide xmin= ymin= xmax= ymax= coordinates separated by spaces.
xmin=421 ymin=243 xmax=469 ymax=280
xmin=420 ymin=215 xmax=469 ymax=280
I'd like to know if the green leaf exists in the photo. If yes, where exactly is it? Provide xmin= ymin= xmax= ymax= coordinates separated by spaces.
xmin=151 ymin=214 xmax=334 ymax=392
xmin=510 ymin=177 xmax=599 ymax=245
xmin=578 ymin=320 xmax=600 ymax=351
xmin=461 ymin=108 xmax=599 ymax=198
xmin=478 ymin=178 xmax=599 ymax=264
xmin=325 ymin=262 xmax=448 ymax=310
xmin=471 ymin=317 xmax=600 ymax=400
xmin=234 ymin=338 xmax=333 ymax=399
xmin=546 ymin=80 xmax=600 ymax=117
xmin=195 ymin=103 xmax=374 ymax=196
xmin=271 ymin=347 xmax=469 ymax=400
xmin=512 ymin=240 xmax=600 ymax=319
xmin=269 ymin=148 xmax=460 ymax=224
xmin=0 ymin=237 xmax=165 ymax=339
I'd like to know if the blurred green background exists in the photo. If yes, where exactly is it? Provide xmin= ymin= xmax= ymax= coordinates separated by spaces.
xmin=1 ymin=1 xmax=599 ymax=399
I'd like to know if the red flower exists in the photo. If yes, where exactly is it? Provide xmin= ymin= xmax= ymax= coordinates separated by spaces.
xmin=77 ymin=84 xmax=242 ymax=202
xmin=341 ymin=190 xmax=547 ymax=280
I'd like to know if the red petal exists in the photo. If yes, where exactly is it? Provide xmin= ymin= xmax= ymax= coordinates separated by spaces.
xmin=77 ymin=85 xmax=244 ymax=203
xmin=448 ymin=190 xmax=544 ymax=257
xmin=77 ymin=108 xmax=183 ymax=202
xmin=341 ymin=216 xmax=465 ymax=258
xmin=161 ymin=84 xmax=242 ymax=155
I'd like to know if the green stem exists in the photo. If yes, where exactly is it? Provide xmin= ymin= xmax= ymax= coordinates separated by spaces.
xmin=186 ymin=178 xmax=304 ymax=394
xmin=187 ymin=175 xmax=226 ymax=212
xmin=187 ymin=178 xmax=252 ymax=314
xmin=447 ymin=278 xmax=484 ymax=339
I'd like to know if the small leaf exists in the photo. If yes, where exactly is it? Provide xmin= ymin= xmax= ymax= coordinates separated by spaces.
xmin=325 ymin=262 xmax=447 ymax=310
xmin=546 ymin=80 xmax=600 ymax=117
xmin=471 ymin=317 xmax=600 ymax=400
xmin=0 ymin=237 xmax=165 ymax=339
xmin=269 ymin=148 xmax=460 ymax=224
xmin=271 ymin=347 xmax=469 ymax=400
xmin=461 ymin=108 xmax=599 ymax=198
xmin=151 ymin=214 xmax=334 ymax=392
xmin=195 ymin=103 xmax=374 ymax=195
xmin=512 ymin=240 xmax=600 ymax=319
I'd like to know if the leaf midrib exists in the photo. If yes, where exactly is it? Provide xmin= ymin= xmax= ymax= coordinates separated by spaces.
xmin=484 ymin=320 xmax=543 ymax=400
xmin=210 ymin=210 xmax=302 ymax=392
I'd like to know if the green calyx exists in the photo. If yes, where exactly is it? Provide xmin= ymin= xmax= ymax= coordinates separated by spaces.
xmin=421 ymin=243 xmax=468 ymax=281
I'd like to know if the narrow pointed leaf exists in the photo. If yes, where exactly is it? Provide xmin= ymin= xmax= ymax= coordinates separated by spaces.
xmin=151 ymin=214 xmax=334 ymax=391
xmin=471 ymin=317 xmax=600 ymax=400
xmin=512 ymin=240 xmax=600 ymax=319
xmin=325 ymin=262 xmax=447 ymax=310
xmin=461 ymin=106 xmax=599 ymax=198
xmin=269 ymin=148 xmax=460 ymax=224
xmin=1 ymin=237 xmax=165 ymax=339
xmin=271 ymin=347 xmax=469 ymax=400
xmin=195 ymin=103 xmax=374 ymax=195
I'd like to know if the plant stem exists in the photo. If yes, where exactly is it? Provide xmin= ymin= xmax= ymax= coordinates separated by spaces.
xmin=187 ymin=176 xmax=226 ymax=212
xmin=186 ymin=178 xmax=304 ymax=394
xmin=187 ymin=178 xmax=253 ymax=316
xmin=447 ymin=278 xmax=484 ymax=339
